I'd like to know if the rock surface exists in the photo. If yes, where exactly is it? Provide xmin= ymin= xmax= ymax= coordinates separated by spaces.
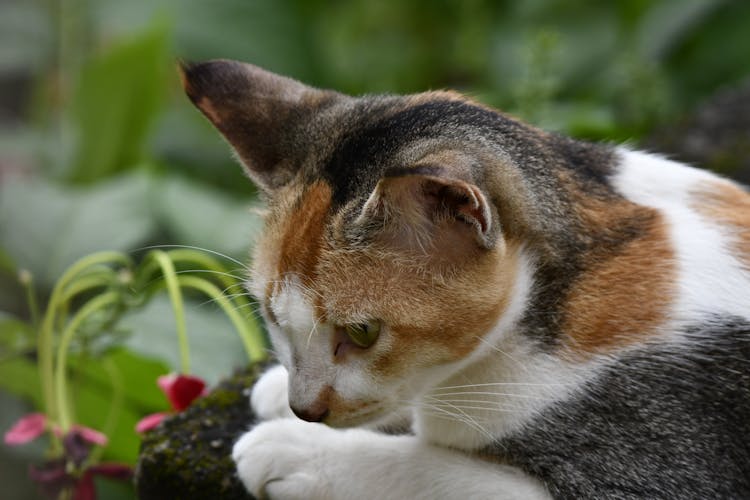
xmin=135 ymin=363 xmax=269 ymax=499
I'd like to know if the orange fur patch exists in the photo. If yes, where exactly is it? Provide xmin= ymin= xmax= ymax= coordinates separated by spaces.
xmin=692 ymin=180 xmax=750 ymax=269
xmin=277 ymin=181 xmax=333 ymax=283
xmin=316 ymin=242 xmax=520 ymax=376
xmin=562 ymin=207 xmax=675 ymax=355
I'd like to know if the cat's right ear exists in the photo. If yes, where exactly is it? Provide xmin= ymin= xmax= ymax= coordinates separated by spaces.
xmin=356 ymin=166 xmax=500 ymax=256
xmin=179 ymin=60 xmax=336 ymax=192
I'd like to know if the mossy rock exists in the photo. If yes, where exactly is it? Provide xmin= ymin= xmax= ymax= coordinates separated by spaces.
xmin=135 ymin=363 xmax=271 ymax=499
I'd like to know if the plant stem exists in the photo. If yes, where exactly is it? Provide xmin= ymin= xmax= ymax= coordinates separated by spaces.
xmin=19 ymin=270 xmax=41 ymax=329
xmin=38 ymin=252 xmax=130 ymax=428
xmin=176 ymin=275 xmax=266 ymax=362
xmin=151 ymin=251 xmax=191 ymax=374
xmin=59 ymin=269 xmax=117 ymax=304
xmin=88 ymin=357 xmax=122 ymax=464
xmin=54 ymin=291 xmax=120 ymax=432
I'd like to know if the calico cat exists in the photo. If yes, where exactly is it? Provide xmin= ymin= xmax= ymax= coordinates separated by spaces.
xmin=180 ymin=59 xmax=750 ymax=499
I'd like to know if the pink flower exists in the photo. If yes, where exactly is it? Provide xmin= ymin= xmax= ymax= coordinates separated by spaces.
xmin=136 ymin=373 xmax=207 ymax=433
xmin=71 ymin=425 xmax=108 ymax=446
xmin=135 ymin=412 xmax=169 ymax=433
xmin=5 ymin=413 xmax=109 ymax=449
xmin=4 ymin=413 xmax=47 ymax=445
xmin=8 ymin=418 xmax=128 ymax=500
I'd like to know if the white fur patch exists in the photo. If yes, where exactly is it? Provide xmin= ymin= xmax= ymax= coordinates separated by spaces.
xmin=251 ymin=364 xmax=295 ymax=420
xmin=233 ymin=418 xmax=551 ymax=499
xmin=613 ymin=149 xmax=750 ymax=326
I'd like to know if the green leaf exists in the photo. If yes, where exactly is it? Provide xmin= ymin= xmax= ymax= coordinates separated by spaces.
xmin=0 ymin=172 xmax=156 ymax=288
xmin=67 ymin=348 xmax=170 ymax=463
xmin=155 ymin=175 xmax=263 ymax=261
xmin=0 ymin=312 xmax=35 ymax=357
xmin=0 ymin=356 xmax=42 ymax=405
xmin=122 ymin=296 xmax=251 ymax=385
xmin=67 ymin=22 xmax=169 ymax=183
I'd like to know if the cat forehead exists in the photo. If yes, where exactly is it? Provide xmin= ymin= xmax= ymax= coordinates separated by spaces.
xmin=305 ymin=93 xmax=524 ymax=207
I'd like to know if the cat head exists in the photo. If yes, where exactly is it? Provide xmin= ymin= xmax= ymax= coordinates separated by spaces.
xmin=181 ymin=60 xmax=543 ymax=427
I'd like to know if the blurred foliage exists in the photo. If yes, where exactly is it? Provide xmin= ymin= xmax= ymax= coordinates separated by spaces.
xmin=1 ymin=0 xmax=749 ymax=497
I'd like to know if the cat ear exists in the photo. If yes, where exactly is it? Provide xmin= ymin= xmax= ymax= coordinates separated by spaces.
xmin=179 ymin=59 xmax=336 ymax=191
xmin=358 ymin=167 xmax=498 ymax=252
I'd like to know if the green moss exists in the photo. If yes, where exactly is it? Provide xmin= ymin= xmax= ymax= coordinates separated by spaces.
xmin=135 ymin=363 xmax=270 ymax=499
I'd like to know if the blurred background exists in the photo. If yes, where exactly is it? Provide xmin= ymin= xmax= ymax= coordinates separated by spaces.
xmin=1 ymin=0 xmax=749 ymax=497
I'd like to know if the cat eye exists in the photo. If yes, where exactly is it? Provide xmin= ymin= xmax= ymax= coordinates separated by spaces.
xmin=344 ymin=320 xmax=381 ymax=348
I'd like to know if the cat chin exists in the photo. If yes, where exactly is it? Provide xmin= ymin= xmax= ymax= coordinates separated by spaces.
xmin=326 ymin=408 xmax=394 ymax=429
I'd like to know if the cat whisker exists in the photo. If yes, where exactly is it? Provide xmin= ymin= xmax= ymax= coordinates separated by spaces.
xmin=421 ymin=395 xmax=495 ymax=441
xmin=426 ymin=390 xmax=559 ymax=401
xmin=306 ymin=314 xmax=323 ymax=349
xmin=423 ymin=401 xmax=530 ymax=414
xmin=409 ymin=402 xmax=496 ymax=439
xmin=137 ymin=244 xmax=250 ymax=271
xmin=473 ymin=335 xmax=527 ymax=370
xmin=264 ymin=278 xmax=325 ymax=303
xmin=172 ymin=268 xmax=248 ymax=282
xmin=430 ymin=381 xmax=568 ymax=392
xmin=426 ymin=404 xmax=519 ymax=415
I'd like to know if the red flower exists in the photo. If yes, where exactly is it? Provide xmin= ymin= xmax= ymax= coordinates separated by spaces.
xmin=135 ymin=373 xmax=207 ymax=433
xmin=73 ymin=463 xmax=133 ymax=500
xmin=158 ymin=373 xmax=207 ymax=411
xmin=29 ymin=460 xmax=132 ymax=500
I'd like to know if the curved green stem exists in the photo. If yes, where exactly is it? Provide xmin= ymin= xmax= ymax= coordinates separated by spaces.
xmin=165 ymin=249 xmax=240 ymax=290
xmin=137 ymin=249 xmax=250 ymax=307
xmin=39 ymin=251 xmax=131 ymax=425
xmin=59 ymin=269 xmax=118 ymax=304
xmin=151 ymin=251 xmax=190 ymax=374
xmin=54 ymin=291 xmax=120 ymax=432
xmin=176 ymin=275 xmax=266 ymax=362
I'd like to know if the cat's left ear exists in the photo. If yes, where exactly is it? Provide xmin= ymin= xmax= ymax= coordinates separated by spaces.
xmin=179 ymin=59 xmax=338 ymax=192
xmin=358 ymin=167 xmax=499 ymax=252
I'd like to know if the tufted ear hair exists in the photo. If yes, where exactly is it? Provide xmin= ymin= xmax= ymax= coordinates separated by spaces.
xmin=179 ymin=59 xmax=339 ymax=192
xmin=357 ymin=166 xmax=499 ymax=255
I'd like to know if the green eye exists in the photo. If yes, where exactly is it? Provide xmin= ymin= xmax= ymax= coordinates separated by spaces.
xmin=344 ymin=320 xmax=381 ymax=348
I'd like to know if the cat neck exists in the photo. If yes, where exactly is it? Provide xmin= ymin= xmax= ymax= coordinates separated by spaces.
xmin=410 ymin=250 xmax=582 ymax=450
xmin=412 ymin=333 xmax=590 ymax=450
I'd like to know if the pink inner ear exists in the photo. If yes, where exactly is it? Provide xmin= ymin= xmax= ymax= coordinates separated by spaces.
xmin=458 ymin=201 xmax=488 ymax=233
xmin=431 ymin=181 xmax=489 ymax=235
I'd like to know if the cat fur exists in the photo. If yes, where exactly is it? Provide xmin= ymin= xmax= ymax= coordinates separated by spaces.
xmin=181 ymin=60 xmax=750 ymax=499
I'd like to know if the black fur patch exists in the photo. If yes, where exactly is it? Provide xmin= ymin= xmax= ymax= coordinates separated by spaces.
xmin=490 ymin=319 xmax=750 ymax=499
xmin=321 ymin=100 xmax=530 ymax=207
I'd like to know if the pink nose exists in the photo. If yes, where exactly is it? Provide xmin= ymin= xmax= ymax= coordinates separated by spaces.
xmin=290 ymin=403 xmax=329 ymax=422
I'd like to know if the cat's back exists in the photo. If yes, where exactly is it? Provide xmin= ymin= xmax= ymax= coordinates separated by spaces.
xmin=494 ymin=147 xmax=750 ymax=498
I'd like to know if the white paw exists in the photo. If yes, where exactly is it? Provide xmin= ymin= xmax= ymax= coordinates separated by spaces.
xmin=251 ymin=365 xmax=295 ymax=420
xmin=233 ymin=419 xmax=335 ymax=499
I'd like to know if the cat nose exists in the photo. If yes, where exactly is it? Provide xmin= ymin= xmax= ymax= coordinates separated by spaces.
xmin=290 ymin=402 xmax=329 ymax=422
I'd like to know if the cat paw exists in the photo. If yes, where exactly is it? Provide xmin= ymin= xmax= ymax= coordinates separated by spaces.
xmin=251 ymin=364 xmax=295 ymax=420
xmin=233 ymin=419 xmax=334 ymax=499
